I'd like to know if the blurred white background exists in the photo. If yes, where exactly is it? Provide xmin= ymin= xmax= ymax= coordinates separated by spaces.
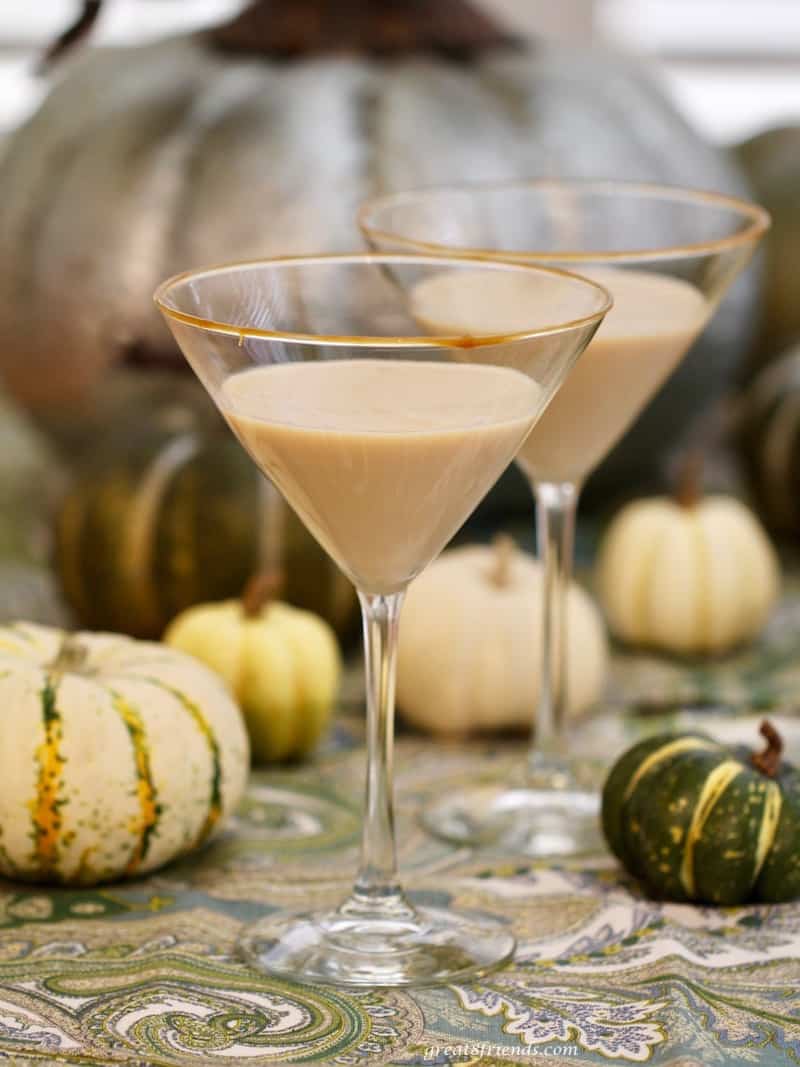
xmin=1 ymin=0 xmax=799 ymax=143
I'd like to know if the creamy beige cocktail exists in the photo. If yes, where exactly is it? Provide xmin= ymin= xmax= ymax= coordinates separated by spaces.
xmin=412 ymin=267 xmax=706 ymax=483
xmin=222 ymin=359 xmax=542 ymax=594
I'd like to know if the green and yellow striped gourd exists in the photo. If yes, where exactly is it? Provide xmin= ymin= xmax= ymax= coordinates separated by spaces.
xmin=602 ymin=722 xmax=800 ymax=905
xmin=0 ymin=623 xmax=249 ymax=886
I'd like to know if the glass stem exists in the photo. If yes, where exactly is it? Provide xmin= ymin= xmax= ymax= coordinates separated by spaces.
xmin=529 ymin=480 xmax=580 ymax=773
xmin=345 ymin=590 xmax=412 ymax=918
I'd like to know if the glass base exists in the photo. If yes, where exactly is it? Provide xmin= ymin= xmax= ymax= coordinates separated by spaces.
xmin=423 ymin=780 xmax=602 ymax=858
xmin=239 ymin=901 xmax=515 ymax=988
xmin=238 ymin=780 xmax=360 ymax=844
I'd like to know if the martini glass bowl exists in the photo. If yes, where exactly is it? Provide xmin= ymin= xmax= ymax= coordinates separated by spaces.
xmin=360 ymin=181 xmax=769 ymax=858
xmin=155 ymin=252 xmax=610 ymax=987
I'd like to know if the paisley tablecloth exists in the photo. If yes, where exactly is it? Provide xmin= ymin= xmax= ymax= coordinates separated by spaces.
xmin=3 ymin=598 xmax=800 ymax=1067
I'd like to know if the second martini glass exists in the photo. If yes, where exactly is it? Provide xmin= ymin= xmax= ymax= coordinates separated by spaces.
xmin=360 ymin=181 xmax=769 ymax=857
xmin=155 ymin=253 xmax=610 ymax=987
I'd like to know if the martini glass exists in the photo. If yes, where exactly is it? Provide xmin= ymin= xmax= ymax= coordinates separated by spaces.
xmin=360 ymin=181 xmax=769 ymax=858
xmin=155 ymin=253 xmax=610 ymax=987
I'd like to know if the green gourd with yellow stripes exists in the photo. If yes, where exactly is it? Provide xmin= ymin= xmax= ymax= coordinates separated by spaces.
xmin=602 ymin=722 xmax=800 ymax=905
xmin=0 ymin=623 xmax=249 ymax=886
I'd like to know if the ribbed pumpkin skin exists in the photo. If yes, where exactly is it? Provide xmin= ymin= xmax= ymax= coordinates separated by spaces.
xmin=165 ymin=599 xmax=341 ymax=764
xmin=0 ymin=33 xmax=758 ymax=495
xmin=54 ymin=423 xmax=358 ymax=640
xmin=55 ymin=428 xmax=259 ymax=639
xmin=0 ymin=623 xmax=249 ymax=886
xmin=754 ymin=765 xmax=800 ymax=902
xmin=737 ymin=126 xmax=800 ymax=365
xmin=741 ymin=344 xmax=800 ymax=534
xmin=396 ymin=543 xmax=608 ymax=735
xmin=602 ymin=732 xmax=797 ymax=905
xmin=597 ymin=496 xmax=780 ymax=655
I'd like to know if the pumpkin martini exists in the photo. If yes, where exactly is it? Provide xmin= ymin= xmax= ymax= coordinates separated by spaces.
xmin=156 ymin=252 xmax=610 ymax=988
xmin=361 ymin=180 xmax=770 ymax=858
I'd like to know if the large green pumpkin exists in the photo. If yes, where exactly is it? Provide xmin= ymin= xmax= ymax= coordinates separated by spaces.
xmin=54 ymin=381 xmax=358 ymax=640
xmin=602 ymin=722 xmax=800 ymax=905
xmin=737 ymin=126 xmax=800 ymax=366
xmin=0 ymin=0 xmax=759 ymax=499
xmin=0 ymin=384 xmax=70 ymax=627
xmin=740 ymin=342 xmax=800 ymax=534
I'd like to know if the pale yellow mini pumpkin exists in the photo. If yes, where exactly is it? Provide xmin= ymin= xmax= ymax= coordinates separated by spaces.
xmin=397 ymin=540 xmax=608 ymax=736
xmin=165 ymin=577 xmax=341 ymax=763
xmin=597 ymin=493 xmax=780 ymax=655
xmin=0 ymin=623 xmax=249 ymax=886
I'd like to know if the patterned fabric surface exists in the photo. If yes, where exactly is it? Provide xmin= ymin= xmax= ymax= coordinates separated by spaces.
xmin=2 ymin=606 xmax=800 ymax=1067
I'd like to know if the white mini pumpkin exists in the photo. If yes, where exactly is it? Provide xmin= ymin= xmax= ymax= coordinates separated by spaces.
xmin=397 ymin=539 xmax=608 ymax=736
xmin=597 ymin=494 xmax=780 ymax=655
xmin=0 ymin=623 xmax=249 ymax=885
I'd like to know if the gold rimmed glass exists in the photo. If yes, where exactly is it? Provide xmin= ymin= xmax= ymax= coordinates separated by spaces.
xmin=360 ymin=182 xmax=769 ymax=859
xmin=155 ymin=252 xmax=611 ymax=987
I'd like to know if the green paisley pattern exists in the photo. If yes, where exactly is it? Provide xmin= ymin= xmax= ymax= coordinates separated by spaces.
xmin=2 ymin=599 xmax=800 ymax=1066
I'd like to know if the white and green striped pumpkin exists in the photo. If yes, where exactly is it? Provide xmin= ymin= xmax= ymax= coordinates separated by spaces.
xmin=602 ymin=723 xmax=800 ymax=905
xmin=0 ymin=623 xmax=249 ymax=886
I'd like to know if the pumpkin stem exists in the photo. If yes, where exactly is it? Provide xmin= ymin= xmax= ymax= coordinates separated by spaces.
xmin=242 ymin=571 xmax=284 ymax=618
xmin=39 ymin=0 xmax=520 ymax=70
xmin=491 ymin=535 xmax=516 ymax=588
xmin=40 ymin=0 xmax=103 ymax=71
xmin=210 ymin=0 xmax=520 ymax=59
xmin=674 ymin=450 xmax=704 ymax=509
xmin=752 ymin=719 xmax=783 ymax=778
xmin=49 ymin=635 xmax=90 ymax=678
